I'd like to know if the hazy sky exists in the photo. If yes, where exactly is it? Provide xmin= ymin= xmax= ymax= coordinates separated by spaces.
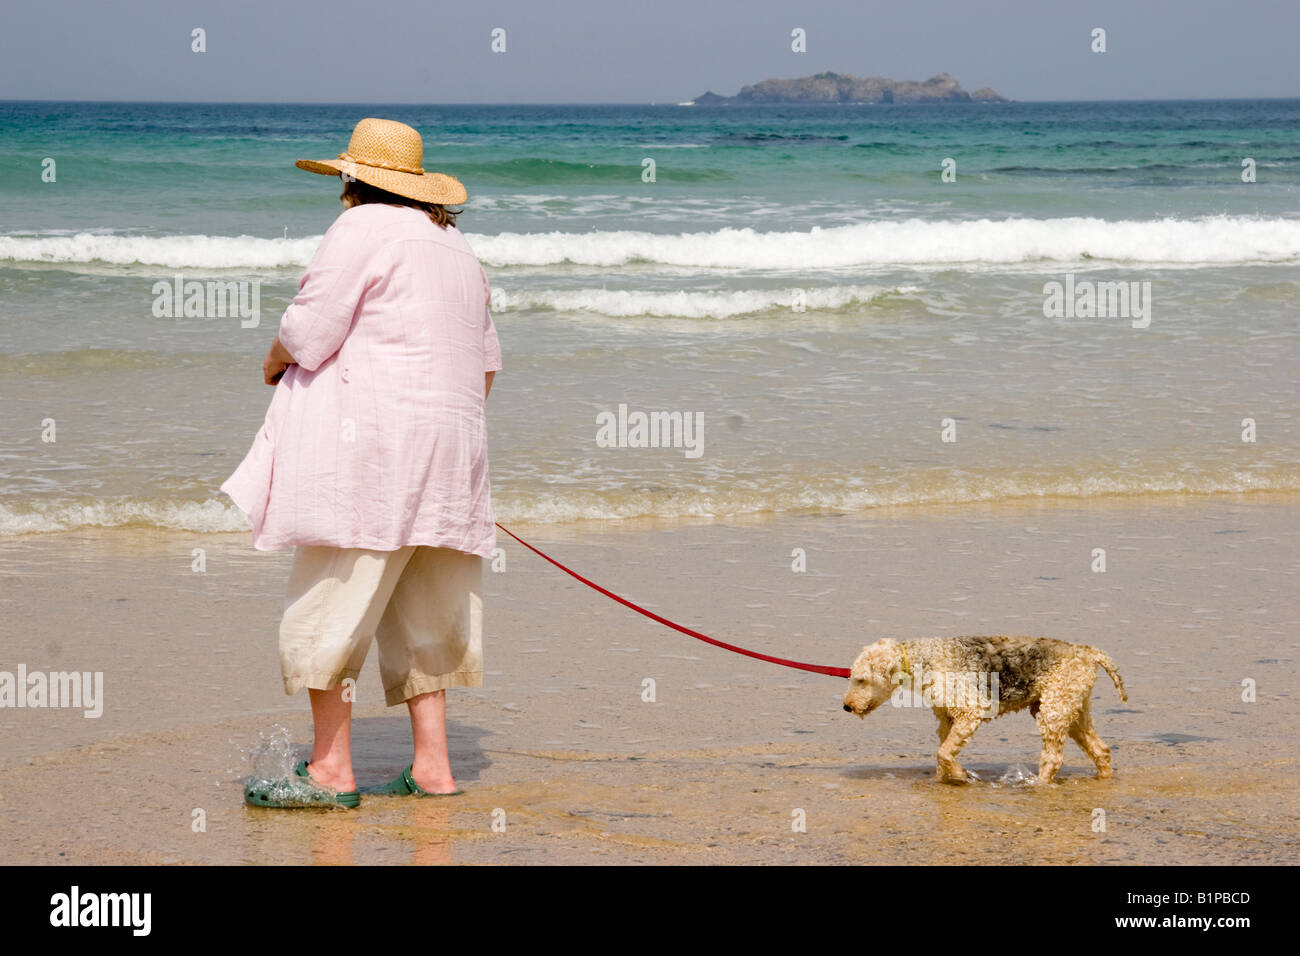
xmin=2 ymin=0 xmax=1296 ymax=103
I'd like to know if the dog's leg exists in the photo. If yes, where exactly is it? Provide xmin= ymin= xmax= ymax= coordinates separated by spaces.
xmin=1069 ymin=704 xmax=1113 ymax=779
xmin=1036 ymin=660 xmax=1098 ymax=783
xmin=933 ymin=708 xmax=952 ymax=745
xmin=1035 ymin=701 xmax=1072 ymax=784
xmin=935 ymin=713 xmax=979 ymax=784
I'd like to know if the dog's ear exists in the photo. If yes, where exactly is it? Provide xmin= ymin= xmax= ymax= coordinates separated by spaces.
xmin=873 ymin=639 xmax=908 ymax=684
xmin=849 ymin=642 xmax=884 ymax=678
xmin=851 ymin=639 xmax=898 ymax=679
xmin=869 ymin=638 xmax=898 ymax=670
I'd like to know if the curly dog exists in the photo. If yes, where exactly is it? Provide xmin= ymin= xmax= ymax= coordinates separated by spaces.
xmin=842 ymin=636 xmax=1127 ymax=784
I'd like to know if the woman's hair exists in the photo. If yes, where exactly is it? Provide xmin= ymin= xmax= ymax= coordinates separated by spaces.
xmin=339 ymin=176 xmax=460 ymax=228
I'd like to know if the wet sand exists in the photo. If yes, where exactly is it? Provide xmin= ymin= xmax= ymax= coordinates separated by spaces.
xmin=1 ymin=495 xmax=1298 ymax=864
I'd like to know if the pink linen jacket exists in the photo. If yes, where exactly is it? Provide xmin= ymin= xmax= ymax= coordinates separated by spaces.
xmin=221 ymin=203 xmax=503 ymax=557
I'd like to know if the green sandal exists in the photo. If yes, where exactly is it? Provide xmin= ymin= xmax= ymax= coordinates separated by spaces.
xmin=244 ymin=760 xmax=362 ymax=809
xmin=361 ymin=765 xmax=463 ymax=797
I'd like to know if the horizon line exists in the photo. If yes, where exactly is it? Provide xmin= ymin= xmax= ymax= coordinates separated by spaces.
xmin=2 ymin=95 xmax=1300 ymax=107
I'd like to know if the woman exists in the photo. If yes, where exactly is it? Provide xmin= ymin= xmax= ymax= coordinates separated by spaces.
xmin=223 ymin=118 xmax=502 ymax=808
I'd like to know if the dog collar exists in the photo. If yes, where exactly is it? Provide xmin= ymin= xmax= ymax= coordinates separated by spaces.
xmin=898 ymin=644 xmax=912 ymax=679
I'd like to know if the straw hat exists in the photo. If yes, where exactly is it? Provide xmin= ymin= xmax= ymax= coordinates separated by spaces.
xmin=295 ymin=118 xmax=467 ymax=205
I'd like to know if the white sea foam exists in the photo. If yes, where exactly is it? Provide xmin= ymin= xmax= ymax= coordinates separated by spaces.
xmin=4 ymin=467 xmax=1295 ymax=535
xmin=0 ymin=498 xmax=250 ymax=535
xmin=4 ymin=216 xmax=1299 ymax=271
xmin=489 ymin=468 xmax=1299 ymax=524
xmin=488 ymin=284 xmax=918 ymax=318
xmin=0 ymin=232 xmax=323 ymax=270
xmin=469 ymin=216 xmax=1300 ymax=269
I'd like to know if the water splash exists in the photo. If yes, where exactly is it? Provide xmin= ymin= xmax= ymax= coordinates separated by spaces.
xmin=247 ymin=725 xmax=297 ymax=778
xmin=993 ymin=765 xmax=1041 ymax=788
xmin=242 ymin=725 xmax=347 ymax=808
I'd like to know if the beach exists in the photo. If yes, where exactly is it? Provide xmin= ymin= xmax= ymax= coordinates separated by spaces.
xmin=2 ymin=497 xmax=1296 ymax=864
xmin=2 ymin=98 xmax=1299 ymax=865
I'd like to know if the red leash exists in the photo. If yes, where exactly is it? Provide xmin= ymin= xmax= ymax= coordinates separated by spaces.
xmin=495 ymin=523 xmax=851 ymax=679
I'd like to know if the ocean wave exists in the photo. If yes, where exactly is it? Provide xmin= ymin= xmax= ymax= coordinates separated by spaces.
xmin=488 ymin=284 xmax=919 ymax=318
xmin=470 ymin=216 xmax=1300 ymax=269
xmin=4 ymin=469 xmax=1296 ymax=535
xmin=0 ymin=498 xmax=250 ymax=535
xmin=3 ymin=216 xmax=1299 ymax=272
xmin=492 ymin=469 xmax=1300 ymax=523
xmin=0 ymin=232 xmax=322 ymax=270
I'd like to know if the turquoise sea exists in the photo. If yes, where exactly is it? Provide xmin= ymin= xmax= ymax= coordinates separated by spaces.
xmin=1 ymin=100 xmax=1298 ymax=532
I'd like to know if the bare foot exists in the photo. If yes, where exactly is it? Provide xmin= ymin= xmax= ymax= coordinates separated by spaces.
xmin=304 ymin=759 xmax=356 ymax=793
xmin=410 ymin=763 xmax=459 ymax=795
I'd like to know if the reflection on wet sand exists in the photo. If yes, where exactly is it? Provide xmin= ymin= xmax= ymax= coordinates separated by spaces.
xmin=2 ymin=501 xmax=1297 ymax=864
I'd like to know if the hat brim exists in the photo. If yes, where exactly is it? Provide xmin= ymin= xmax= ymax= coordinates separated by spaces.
xmin=295 ymin=158 xmax=467 ymax=205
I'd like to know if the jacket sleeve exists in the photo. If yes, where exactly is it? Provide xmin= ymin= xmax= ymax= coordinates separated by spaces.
xmin=277 ymin=211 xmax=376 ymax=372
xmin=481 ymin=265 xmax=503 ymax=373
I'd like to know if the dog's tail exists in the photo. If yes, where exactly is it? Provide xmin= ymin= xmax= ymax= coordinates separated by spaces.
xmin=1089 ymin=649 xmax=1127 ymax=702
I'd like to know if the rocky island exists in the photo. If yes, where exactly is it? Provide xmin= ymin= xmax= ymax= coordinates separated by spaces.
xmin=689 ymin=72 xmax=1007 ymax=105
